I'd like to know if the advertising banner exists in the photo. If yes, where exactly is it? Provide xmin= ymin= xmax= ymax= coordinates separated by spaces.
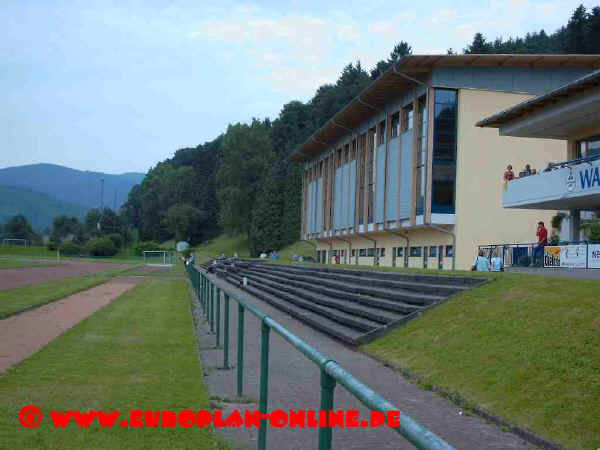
xmin=544 ymin=245 xmax=588 ymax=268
xmin=587 ymin=244 xmax=600 ymax=269
xmin=560 ymin=244 xmax=587 ymax=268
xmin=543 ymin=246 xmax=561 ymax=268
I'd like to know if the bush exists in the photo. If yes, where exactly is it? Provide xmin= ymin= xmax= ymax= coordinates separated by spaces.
xmin=46 ymin=241 xmax=58 ymax=251
xmin=86 ymin=238 xmax=117 ymax=257
xmin=106 ymin=233 xmax=123 ymax=249
xmin=134 ymin=241 xmax=162 ymax=256
xmin=518 ymin=255 xmax=531 ymax=267
xmin=181 ymin=248 xmax=193 ymax=258
xmin=59 ymin=242 xmax=81 ymax=255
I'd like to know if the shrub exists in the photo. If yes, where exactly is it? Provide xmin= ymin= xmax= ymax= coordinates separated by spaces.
xmin=181 ymin=248 xmax=193 ymax=258
xmin=106 ymin=233 xmax=123 ymax=249
xmin=59 ymin=242 xmax=81 ymax=256
xmin=46 ymin=241 xmax=58 ymax=251
xmin=518 ymin=255 xmax=531 ymax=267
xmin=86 ymin=238 xmax=117 ymax=257
xmin=134 ymin=241 xmax=162 ymax=256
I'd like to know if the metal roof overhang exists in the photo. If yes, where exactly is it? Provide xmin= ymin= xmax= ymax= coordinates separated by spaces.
xmin=292 ymin=54 xmax=600 ymax=163
xmin=499 ymin=86 xmax=600 ymax=139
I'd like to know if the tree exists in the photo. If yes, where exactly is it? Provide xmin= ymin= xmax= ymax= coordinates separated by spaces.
xmin=2 ymin=215 xmax=37 ymax=242
xmin=370 ymin=41 xmax=412 ymax=79
xmin=163 ymin=203 xmax=206 ymax=243
xmin=51 ymin=215 xmax=83 ymax=243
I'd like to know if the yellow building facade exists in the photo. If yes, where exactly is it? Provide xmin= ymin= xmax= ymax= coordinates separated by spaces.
xmin=292 ymin=55 xmax=600 ymax=270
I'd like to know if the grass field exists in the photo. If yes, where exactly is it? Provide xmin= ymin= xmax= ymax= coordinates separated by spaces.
xmin=195 ymin=234 xmax=250 ymax=259
xmin=0 ymin=245 xmax=146 ymax=264
xmin=0 ymin=277 xmax=226 ymax=449
xmin=0 ymin=265 xmax=136 ymax=319
xmin=0 ymin=259 xmax=59 ymax=269
xmin=363 ymin=273 xmax=600 ymax=449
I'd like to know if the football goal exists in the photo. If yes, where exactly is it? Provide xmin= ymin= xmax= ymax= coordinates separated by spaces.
xmin=2 ymin=238 xmax=28 ymax=246
xmin=143 ymin=250 xmax=174 ymax=267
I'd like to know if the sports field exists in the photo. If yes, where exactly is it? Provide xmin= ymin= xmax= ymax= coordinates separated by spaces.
xmin=0 ymin=262 xmax=226 ymax=449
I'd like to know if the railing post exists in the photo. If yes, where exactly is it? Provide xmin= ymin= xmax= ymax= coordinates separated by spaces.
xmin=318 ymin=367 xmax=336 ymax=450
xmin=258 ymin=321 xmax=270 ymax=450
xmin=223 ymin=293 xmax=230 ymax=368
xmin=208 ymin=283 xmax=213 ymax=327
xmin=237 ymin=304 xmax=245 ymax=397
xmin=211 ymin=288 xmax=217 ymax=333
xmin=216 ymin=288 xmax=221 ymax=347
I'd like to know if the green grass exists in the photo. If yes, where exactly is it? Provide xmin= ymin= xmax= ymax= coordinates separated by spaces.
xmin=0 ymin=265 xmax=136 ymax=319
xmin=0 ymin=259 xmax=59 ymax=269
xmin=0 ymin=245 xmax=58 ymax=258
xmin=363 ymin=272 xmax=600 ymax=449
xmin=195 ymin=234 xmax=250 ymax=259
xmin=0 ymin=278 xmax=225 ymax=449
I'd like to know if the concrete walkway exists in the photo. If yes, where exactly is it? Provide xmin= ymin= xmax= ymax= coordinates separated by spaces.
xmin=196 ymin=273 xmax=531 ymax=450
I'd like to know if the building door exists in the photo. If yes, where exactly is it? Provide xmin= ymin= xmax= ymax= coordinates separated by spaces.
xmin=438 ymin=245 xmax=444 ymax=269
xmin=392 ymin=247 xmax=397 ymax=267
xmin=423 ymin=246 xmax=428 ymax=268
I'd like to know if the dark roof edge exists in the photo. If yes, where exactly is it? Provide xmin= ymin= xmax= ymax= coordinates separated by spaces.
xmin=476 ymin=68 xmax=600 ymax=128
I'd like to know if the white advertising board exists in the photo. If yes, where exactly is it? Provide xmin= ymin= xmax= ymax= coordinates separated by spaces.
xmin=587 ymin=244 xmax=600 ymax=269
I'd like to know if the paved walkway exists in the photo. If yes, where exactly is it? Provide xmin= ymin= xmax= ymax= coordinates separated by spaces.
xmin=0 ymin=278 xmax=140 ymax=372
xmin=196 ymin=273 xmax=531 ymax=450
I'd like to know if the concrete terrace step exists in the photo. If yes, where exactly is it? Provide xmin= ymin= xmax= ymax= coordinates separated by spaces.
xmin=227 ymin=272 xmax=380 ymax=333
xmin=248 ymin=263 xmax=471 ymax=297
xmin=246 ymin=262 xmax=484 ymax=287
xmin=237 ymin=270 xmax=405 ymax=325
xmin=239 ymin=267 xmax=418 ymax=317
xmin=225 ymin=275 xmax=363 ymax=345
xmin=246 ymin=265 xmax=442 ymax=306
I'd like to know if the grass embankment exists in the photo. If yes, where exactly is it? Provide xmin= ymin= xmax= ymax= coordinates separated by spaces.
xmin=195 ymin=234 xmax=317 ymax=263
xmin=0 ymin=266 xmax=136 ymax=319
xmin=363 ymin=272 xmax=600 ymax=449
xmin=0 ymin=277 xmax=226 ymax=449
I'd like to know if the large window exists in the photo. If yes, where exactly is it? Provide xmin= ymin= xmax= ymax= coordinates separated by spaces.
xmin=432 ymin=89 xmax=457 ymax=214
xmin=367 ymin=127 xmax=376 ymax=223
xmin=410 ymin=246 xmax=422 ymax=257
xmin=378 ymin=120 xmax=386 ymax=145
xmin=416 ymin=96 xmax=428 ymax=216
xmin=391 ymin=112 xmax=400 ymax=138
xmin=577 ymin=136 xmax=600 ymax=159
xmin=402 ymin=104 xmax=413 ymax=132
xmin=358 ymin=134 xmax=366 ymax=225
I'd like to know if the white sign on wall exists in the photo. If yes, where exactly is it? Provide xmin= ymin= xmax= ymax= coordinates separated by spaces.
xmin=587 ymin=244 xmax=600 ymax=269
xmin=560 ymin=245 xmax=588 ymax=268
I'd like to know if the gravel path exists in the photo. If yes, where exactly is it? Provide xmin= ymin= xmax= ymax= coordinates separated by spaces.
xmin=0 ymin=261 xmax=133 ymax=290
xmin=0 ymin=278 xmax=140 ymax=373
xmin=196 ymin=272 xmax=532 ymax=450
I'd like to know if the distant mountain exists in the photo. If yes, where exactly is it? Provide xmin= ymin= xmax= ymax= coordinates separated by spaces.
xmin=0 ymin=164 xmax=145 ymax=210
xmin=0 ymin=185 xmax=88 ymax=231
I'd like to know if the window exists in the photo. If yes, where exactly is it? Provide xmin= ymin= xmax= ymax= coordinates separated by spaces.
xmin=377 ymin=248 xmax=386 ymax=257
xmin=390 ymin=112 xmax=400 ymax=138
xmin=378 ymin=120 xmax=386 ymax=145
xmin=429 ymin=246 xmax=437 ymax=257
xmin=397 ymin=247 xmax=404 ymax=257
xmin=415 ymin=96 xmax=428 ymax=216
xmin=577 ymin=136 xmax=600 ymax=159
xmin=359 ymin=248 xmax=367 ymax=257
xmin=432 ymin=89 xmax=457 ymax=214
xmin=410 ymin=246 xmax=422 ymax=257
xmin=445 ymin=245 xmax=454 ymax=257
xmin=402 ymin=104 xmax=413 ymax=132
xmin=367 ymin=247 xmax=375 ymax=257
xmin=367 ymin=128 xmax=376 ymax=224
xmin=331 ymin=249 xmax=338 ymax=257
xmin=358 ymin=134 xmax=366 ymax=225
xmin=351 ymin=249 xmax=356 ymax=257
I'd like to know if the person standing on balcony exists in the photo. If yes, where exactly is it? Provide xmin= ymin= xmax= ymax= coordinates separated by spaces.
xmin=534 ymin=221 xmax=548 ymax=265
xmin=503 ymin=164 xmax=515 ymax=181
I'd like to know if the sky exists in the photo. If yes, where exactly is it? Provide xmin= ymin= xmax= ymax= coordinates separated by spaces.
xmin=1 ymin=0 xmax=595 ymax=174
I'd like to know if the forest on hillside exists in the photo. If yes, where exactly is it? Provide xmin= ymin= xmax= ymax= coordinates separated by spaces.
xmin=120 ymin=4 xmax=600 ymax=256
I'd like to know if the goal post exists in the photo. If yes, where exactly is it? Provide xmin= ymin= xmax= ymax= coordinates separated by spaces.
xmin=2 ymin=238 xmax=28 ymax=246
xmin=143 ymin=250 xmax=174 ymax=267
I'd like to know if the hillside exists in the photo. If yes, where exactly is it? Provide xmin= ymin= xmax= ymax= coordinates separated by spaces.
xmin=0 ymin=185 xmax=88 ymax=230
xmin=0 ymin=164 xmax=144 ymax=210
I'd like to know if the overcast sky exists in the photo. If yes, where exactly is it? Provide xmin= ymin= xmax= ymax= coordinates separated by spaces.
xmin=1 ymin=0 xmax=593 ymax=174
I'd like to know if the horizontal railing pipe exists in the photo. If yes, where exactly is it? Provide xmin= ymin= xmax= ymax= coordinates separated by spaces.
xmin=189 ymin=265 xmax=454 ymax=450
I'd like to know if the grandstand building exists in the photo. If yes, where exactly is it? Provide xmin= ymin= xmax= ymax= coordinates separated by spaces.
xmin=291 ymin=54 xmax=600 ymax=270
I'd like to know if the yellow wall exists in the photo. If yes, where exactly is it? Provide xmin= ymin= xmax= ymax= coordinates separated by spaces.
xmin=316 ymin=229 xmax=453 ymax=269
xmin=454 ymin=89 xmax=566 ymax=270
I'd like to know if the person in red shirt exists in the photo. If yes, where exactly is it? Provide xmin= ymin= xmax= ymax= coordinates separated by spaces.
xmin=503 ymin=164 xmax=515 ymax=181
xmin=534 ymin=221 xmax=548 ymax=265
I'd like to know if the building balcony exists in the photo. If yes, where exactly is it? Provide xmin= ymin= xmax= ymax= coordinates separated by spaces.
xmin=503 ymin=156 xmax=600 ymax=210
